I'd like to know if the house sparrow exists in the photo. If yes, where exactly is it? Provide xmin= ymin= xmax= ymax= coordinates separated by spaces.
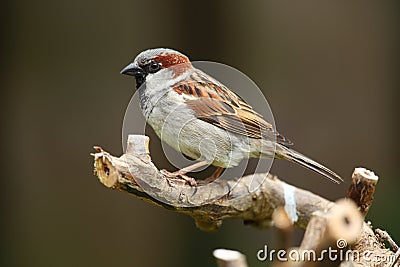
xmin=121 ymin=48 xmax=342 ymax=185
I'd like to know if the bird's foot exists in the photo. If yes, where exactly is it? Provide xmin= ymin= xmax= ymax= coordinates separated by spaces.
xmin=160 ymin=169 xmax=197 ymax=186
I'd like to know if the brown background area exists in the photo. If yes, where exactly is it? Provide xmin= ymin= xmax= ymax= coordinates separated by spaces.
xmin=1 ymin=1 xmax=398 ymax=266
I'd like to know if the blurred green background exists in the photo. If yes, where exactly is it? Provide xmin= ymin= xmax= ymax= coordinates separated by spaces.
xmin=1 ymin=1 xmax=398 ymax=266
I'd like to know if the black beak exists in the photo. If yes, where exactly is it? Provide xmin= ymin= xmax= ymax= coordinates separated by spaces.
xmin=120 ymin=62 xmax=144 ymax=76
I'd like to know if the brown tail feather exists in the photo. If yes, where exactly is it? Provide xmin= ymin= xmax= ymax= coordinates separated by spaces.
xmin=276 ymin=145 xmax=343 ymax=184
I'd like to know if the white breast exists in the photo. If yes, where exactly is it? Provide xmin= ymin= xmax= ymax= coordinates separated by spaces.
xmin=140 ymin=69 xmax=252 ymax=167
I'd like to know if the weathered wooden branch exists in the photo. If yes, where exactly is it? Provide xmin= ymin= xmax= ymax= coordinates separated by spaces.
xmin=92 ymin=135 xmax=335 ymax=231
xmin=213 ymin=249 xmax=248 ymax=267
xmin=270 ymin=199 xmax=363 ymax=267
xmin=272 ymin=207 xmax=294 ymax=251
xmin=92 ymin=134 xmax=397 ymax=266
xmin=375 ymin=229 xmax=399 ymax=252
xmin=346 ymin=168 xmax=378 ymax=217
xmin=375 ymin=229 xmax=400 ymax=266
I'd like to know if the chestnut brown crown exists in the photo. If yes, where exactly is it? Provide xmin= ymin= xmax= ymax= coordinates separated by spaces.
xmin=121 ymin=48 xmax=189 ymax=76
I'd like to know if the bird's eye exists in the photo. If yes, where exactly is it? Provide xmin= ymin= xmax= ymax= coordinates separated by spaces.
xmin=148 ymin=62 xmax=161 ymax=73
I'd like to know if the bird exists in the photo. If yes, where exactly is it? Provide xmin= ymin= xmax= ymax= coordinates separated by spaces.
xmin=120 ymin=48 xmax=342 ymax=185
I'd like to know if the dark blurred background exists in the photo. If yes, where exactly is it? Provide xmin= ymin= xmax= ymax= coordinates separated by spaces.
xmin=1 ymin=1 xmax=398 ymax=266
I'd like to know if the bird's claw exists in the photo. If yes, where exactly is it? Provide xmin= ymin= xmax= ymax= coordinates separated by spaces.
xmin=160 ymin=169 xmax=197 ymax=186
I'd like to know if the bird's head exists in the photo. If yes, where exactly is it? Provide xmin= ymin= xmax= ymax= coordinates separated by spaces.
xmin=121 ymin=48 xmax=191 ymax=88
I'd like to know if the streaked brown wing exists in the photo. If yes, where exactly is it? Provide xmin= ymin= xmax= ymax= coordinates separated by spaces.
xmin=173 ymin=70 xmax=292 ymax=146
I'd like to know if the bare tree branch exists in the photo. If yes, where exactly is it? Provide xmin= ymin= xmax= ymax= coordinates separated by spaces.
xmin=92 ymin=135 xmax=334 ymax=231
xmin=92 ymin=134 xmax=397 ymax=266
xmin=346 ymin=168 xmax=378 ymax=217
xmin=213 ymin=249 xmax=248 ymax=267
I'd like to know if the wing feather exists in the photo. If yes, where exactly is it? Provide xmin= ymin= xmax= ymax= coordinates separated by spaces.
xmin=173 ymin=70 xmax=292 ymax=146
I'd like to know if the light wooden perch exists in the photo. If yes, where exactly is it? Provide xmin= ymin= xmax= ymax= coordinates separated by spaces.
xmin=92 ymin=134 xmax=398 ymax=266
xmin=213 ymin=249 xmax=248 ymax=267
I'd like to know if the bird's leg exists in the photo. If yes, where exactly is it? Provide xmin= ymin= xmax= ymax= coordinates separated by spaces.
xmin=178 ymin=160 xmax=211 ymax=174
xmin=161 ymin=160 xmax=210 ymax=186
xmin=203 ymin=167 xmax=225 ymax=184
